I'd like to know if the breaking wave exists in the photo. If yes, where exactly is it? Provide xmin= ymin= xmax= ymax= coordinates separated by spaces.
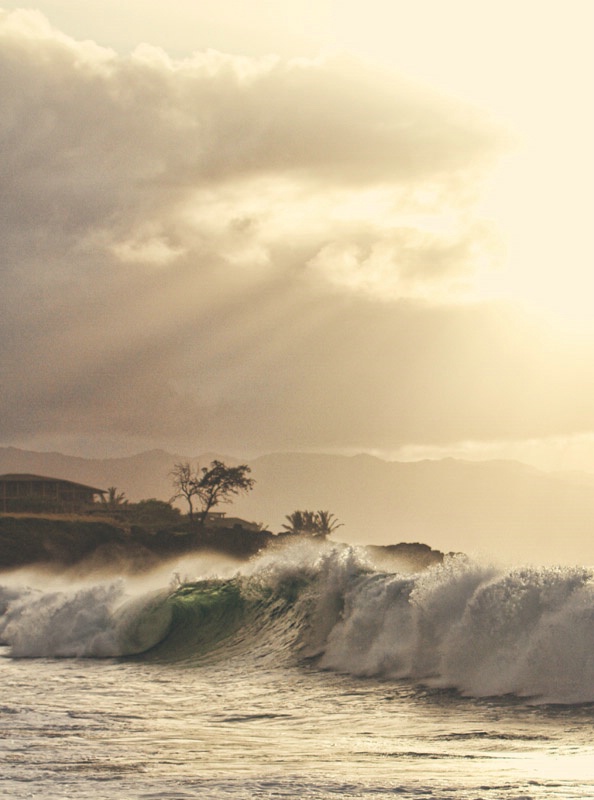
xmin=2 ymin=541 xmax=594 ymax=704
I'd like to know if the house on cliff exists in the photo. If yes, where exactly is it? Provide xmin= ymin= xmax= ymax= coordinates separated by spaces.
xmin=0 ymin=474 xmax=106 ymax=513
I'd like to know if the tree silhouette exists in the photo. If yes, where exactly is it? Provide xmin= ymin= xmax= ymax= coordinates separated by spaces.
xmin=170 ymin=460 xmax=255 ymax=524
xmin=101 ymin=486 xmax=128 ymax=510
xmin=314 ymin=510 xmax=344 ymax=537
xmin=195 ymin=460 xmax=255 ymax=524
xmin=170 ymin=462 xmax=199 ymax=521
xmin=282 ymin=510 xmax=309 ymax=534
xmin=282 ymin=510 xmax=343 ymax=539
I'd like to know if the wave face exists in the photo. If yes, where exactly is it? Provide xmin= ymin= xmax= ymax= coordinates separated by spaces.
xmin=2 ymin=542 xmax=594 ymax=703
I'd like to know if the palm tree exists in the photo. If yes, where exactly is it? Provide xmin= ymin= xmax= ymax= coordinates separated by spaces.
xmin=101 ymin=486 xmax=128 ymax=509
xmin=282 ymin=510 xmax=307 ymax=534
xmin=314 ymin=510 xmax=343 ymax=537
xmin=282 ymin=509 xmax=343 ymax=539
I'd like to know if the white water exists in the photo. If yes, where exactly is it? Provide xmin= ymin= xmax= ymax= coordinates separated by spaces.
xmin=316 ymin=557 xmax=594 ymax=703
xmin=2 ymin=545 xmax=594 ymax=799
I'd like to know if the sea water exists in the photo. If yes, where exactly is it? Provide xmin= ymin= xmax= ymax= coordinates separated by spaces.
xmin=1 ymin=541 xmax=594 ymax=799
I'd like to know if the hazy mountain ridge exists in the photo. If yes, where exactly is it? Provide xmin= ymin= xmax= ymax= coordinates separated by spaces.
xmin=0 ymin=447 xmax=235 ymax=501
xmin=2 ymin=447 xmax=594 ymax=564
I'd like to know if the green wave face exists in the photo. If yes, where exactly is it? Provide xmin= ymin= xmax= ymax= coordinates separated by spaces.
xmin=123 ymin=569 xmax=317 ymax=665
xmin=124 ymin=545 xmax=367 ymax=664
xmin=149 ymin=580 xmax=248 ymax=662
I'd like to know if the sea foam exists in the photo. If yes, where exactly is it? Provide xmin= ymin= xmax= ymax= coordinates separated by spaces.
xmin=315 ymin=556 xmax=594 ymax=703
xmin=2 ymin=545 xmax=594 ymax=703
xmin=0 ymin=580 xmax=172 ymax=657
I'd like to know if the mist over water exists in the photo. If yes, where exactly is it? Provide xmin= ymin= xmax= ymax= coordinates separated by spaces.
xmin=2 ymin=543 xmax=594 ymax=799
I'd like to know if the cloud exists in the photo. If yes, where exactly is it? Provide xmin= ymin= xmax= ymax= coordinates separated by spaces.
xmin=0 ymin=10 xmax=504 ymax=238
xmin=307 ymin=220 xmax=500 ymax=303
xmin=3 ymin=10 xmax=592 ymax=457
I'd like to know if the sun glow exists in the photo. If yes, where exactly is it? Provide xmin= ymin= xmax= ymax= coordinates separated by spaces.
xmin=323 ymin=0 xmax=594 ymax=328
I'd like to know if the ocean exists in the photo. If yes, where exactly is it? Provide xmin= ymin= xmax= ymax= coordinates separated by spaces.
xmin=1 ymin=540 xmax=594 ymax=799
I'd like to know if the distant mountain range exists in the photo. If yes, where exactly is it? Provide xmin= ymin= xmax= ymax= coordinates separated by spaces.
xmin=2 ymin=446 xmax=594 ymax=565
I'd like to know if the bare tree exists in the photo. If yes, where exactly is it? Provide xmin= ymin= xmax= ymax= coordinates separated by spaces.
xmin=169 ymin=462 xmax=200 ymax=521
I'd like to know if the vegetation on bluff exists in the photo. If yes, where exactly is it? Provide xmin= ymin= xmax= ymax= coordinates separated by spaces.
xmin=0 ymin=460 xmax=444 ymax=574
xmin=282 ymin=510 xmax=344 ymax=538
xmin=0 ymin=514 xmax=273 ymax=574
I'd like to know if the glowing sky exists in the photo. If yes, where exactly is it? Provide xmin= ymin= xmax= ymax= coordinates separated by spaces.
xmin=1 ymin=1 xmax=593 ymax=469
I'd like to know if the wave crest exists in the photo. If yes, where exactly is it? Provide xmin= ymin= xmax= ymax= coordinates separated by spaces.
xmin=2 ymin=544 xmax=594 ymax=703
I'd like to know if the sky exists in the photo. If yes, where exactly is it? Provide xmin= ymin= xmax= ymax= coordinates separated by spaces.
xmin=1 ymin=1 xmax=594 ymax=471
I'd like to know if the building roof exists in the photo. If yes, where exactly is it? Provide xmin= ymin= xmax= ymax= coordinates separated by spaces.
xmin=0 ymin=474 xmax=106 ymax=494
